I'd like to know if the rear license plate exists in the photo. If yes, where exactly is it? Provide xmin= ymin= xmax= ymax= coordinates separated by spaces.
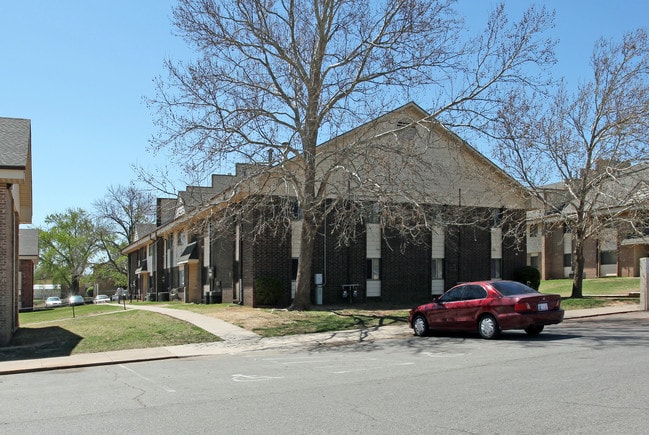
xmin=538 ymin=303 xmax=548 ymax=311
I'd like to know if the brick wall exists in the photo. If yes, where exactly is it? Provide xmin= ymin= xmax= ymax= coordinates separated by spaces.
xmin=20 ymin=259 xmax=34 ymax=309
xmin=318 ymin=218 xmax=366 ymax=304
xmin=445 ymin=224 xmax=491 ymax=286
xmin=502 ymin=210 xmax=527 ymax=280
xmin=382 ymin=228 xmax=430 ymax=304
xmin=250 ymin=218 xmax=291 ymax=307
xmin=582 ymin=237 xmax=598 ymax=279
xmin=543 ymin=226 xmax=567 ymax=279
xmin=0 ymin=185 xmax=18 ymax=346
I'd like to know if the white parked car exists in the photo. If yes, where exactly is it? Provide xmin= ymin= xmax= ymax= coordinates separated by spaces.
xmin=93 ymin=294 xmax=110 ymax=304
xmin=45 ymin=297 xmax=62 ymax=308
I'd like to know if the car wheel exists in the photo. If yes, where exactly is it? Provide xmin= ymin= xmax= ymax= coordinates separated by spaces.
xmin=478 ymin=315 xmax=500 ymax=339
xmin=525 ymin=325 xmax=544 ymax=336
xmin=412 ymin=314 xmax=429 ymax=337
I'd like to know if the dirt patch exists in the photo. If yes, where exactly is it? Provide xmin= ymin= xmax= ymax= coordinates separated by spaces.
xmin=204 ymin=306 xmax=295 ymax=330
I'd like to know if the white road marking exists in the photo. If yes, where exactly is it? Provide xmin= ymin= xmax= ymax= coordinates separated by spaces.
xmin=232 ymin=374 xmax=284 ymax=382
xmin=119 ymin=364 xmax=176 ymax=392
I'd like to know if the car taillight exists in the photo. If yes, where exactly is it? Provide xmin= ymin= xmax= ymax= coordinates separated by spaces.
xmin=514 ymin=302 xmax=532 ymax=313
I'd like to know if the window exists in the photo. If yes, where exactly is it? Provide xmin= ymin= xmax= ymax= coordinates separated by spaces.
xmin=563 ymin=253 xmax=572 ymax=268
xmin=600 ymin=251 xmax=617 ymax=265
xmin=463 ymin=285 xmax=487 ymax=300
xmin=529 ymin=224 xmax=539 ymax=238
xmin=396 ymin=118 xmax=416 ymax=141
xmin=530 ymin=255 xmax=539 ymax=269
xmin=291 ymin=258 xmax=298 ymax=280
xmin=492 ymin=280 xmax=537 ymax=296
xmin=367 ymin=258 xmax=381 ymax=280
xmin=366 ymin=203 xmax=380 ymax=224
xmin=491 ymin=258 xmax=502 ymax=279
xmin=431 ymin=258 xmax=444 ymax=279
xmin=291 ymin=202 xmax=302 ymax=220
xmin=439 ymin=287 xmax=463 ymax=302
xmin=492 ymin=209 xmax=502 ymax=227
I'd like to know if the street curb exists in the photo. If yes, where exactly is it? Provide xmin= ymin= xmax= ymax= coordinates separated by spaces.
xmin=1 ymin=306 xmax=643 ymax=376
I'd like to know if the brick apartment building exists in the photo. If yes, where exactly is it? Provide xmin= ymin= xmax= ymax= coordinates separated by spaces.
xmin=0 ymin=117 xmax=32 ymax=346
xmin=527 ymin=164 xmax=649 ymax=280
xmin=124 ymin=103 xmax=529 ymax=307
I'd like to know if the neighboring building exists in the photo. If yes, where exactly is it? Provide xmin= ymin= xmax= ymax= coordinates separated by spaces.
xmin=124 ymin=103 xmax=530 ymax=307
xmin=19 ymin=228 xmax=39 ymax=310
xmin=0 ymin=117 xmax=33 ymax=345
xmin=527 ymin=164 xmax=649 ymax=280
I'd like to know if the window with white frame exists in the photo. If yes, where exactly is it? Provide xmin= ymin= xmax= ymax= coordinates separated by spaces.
xmin=491 ymin=227 xmax=502 ymax=279
xmin=431 ymin=258 xmax=444 ymax=279
xmin=367 ymin=258 xmax=381 ymax=280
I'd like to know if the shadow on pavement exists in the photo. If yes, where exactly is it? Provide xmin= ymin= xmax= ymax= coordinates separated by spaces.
xmin=0 ymin=327 xmax=83 ymax=362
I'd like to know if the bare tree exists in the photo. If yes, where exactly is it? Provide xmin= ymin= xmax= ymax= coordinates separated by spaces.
xmin=494 ymin=29 xmax=649 ymax=298
xmin=93 ymin=184 xmax=156 ymax=281
xmin=147 ymin=0 xmax=555 ymax=310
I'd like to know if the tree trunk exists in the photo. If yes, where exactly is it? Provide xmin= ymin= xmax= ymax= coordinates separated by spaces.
xmin=291 ymin=217 xmax=316 ymax=310
xmin=570 ymin=237 xmax=585 ymax=298
xmin=71 ymin=274 xmax=81 ymax=295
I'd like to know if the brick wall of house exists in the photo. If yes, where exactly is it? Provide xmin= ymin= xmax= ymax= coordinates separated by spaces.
xmin=502 ymin=210 xmax=527 ymax=280
xmin=20 ymin=259 xmax=34 ymax=309
xmin=317 ymin=219 xmax=366 ymax=304
xmin=582 ymin=237 xmax=598 ymax=279
xmin=251 ymin=220 xmax=291 ymax=307
xmin=543 ymin=226 xmax=567 ymax=280
xmin=0 ymin=185 xmax=17 ymax=346
xmin=382 ymin=228 xmax=431 ymax=304
xmin=445 ymin=224 xmax=491 ymax=286
xmin=619 ymin=245 xmax=638 ymax=277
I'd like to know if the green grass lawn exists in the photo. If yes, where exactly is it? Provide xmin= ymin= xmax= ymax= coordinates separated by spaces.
xmin=1 ymin=305 xmax=218 ymax=362
xmin=539 ymin=277 xmax=640 ymax=297
xmin=4 ymin=277 xmax=640 ymax=359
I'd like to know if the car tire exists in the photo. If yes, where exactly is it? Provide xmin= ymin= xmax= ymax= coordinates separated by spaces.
xmin=524 ymin=325 xmax=544 ymax=336
xmin=412 ymin=314 xmax=429 ymax=337
xmin=478 ymin=315 xmax=500 ymax=339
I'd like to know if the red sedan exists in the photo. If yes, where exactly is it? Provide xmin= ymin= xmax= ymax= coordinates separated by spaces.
xmin=409 ymin=280 xmax=564 ymax=339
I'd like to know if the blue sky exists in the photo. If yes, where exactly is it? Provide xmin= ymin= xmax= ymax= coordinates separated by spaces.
xmin=1 ymin=1 xmax=647 ymax=228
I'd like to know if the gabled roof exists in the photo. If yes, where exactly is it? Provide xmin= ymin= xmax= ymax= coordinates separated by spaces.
xmin=124 ymin=102 xmax=529 ymax=253
xmin=0 ymin=117 xmax=31 ymax=168
xmin=0 ymin=117 xmax=32 ymax=223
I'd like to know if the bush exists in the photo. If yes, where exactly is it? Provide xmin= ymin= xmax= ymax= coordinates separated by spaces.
xmin=513 ymin=266 xmax=541 ymax=290
xmin=86 ymin=288 xmax=94 ymax=297
xmin=254 ymin=276 xmax=284 ymax=306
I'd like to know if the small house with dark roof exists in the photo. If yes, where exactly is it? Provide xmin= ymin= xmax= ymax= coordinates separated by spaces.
xmin=0 ymin=117 xmax=33 ymax=345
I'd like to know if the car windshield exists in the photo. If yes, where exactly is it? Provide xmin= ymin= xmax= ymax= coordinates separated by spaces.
xmin=491 ymin=281 xmax=538 ymax=296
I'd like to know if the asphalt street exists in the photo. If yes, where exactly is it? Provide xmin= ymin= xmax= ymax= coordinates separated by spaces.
xmin=1 ymin=311 xmax=647 ymax=434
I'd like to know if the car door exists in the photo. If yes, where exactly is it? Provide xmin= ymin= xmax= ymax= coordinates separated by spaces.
xmin=455 ymin=284 xmax=488 ymax=330
xmin=428 ymin=286 xmax=465 ymax=330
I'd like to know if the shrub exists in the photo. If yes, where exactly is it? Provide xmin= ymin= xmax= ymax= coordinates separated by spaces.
xmin=513 ymin=266 xmax=541 ymax=290
xmin=254 ymin=276 xmax=284 ymax=306
xmin=86 ymin=288 xmax=94 ymax=297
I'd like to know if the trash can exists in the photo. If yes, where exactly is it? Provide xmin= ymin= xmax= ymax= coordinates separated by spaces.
xmin=204 ymin=292 xmax=211 ymax=305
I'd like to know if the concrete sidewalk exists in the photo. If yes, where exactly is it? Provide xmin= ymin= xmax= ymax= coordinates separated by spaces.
xmin=0 ymin=304 xmax=643 ymax=376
